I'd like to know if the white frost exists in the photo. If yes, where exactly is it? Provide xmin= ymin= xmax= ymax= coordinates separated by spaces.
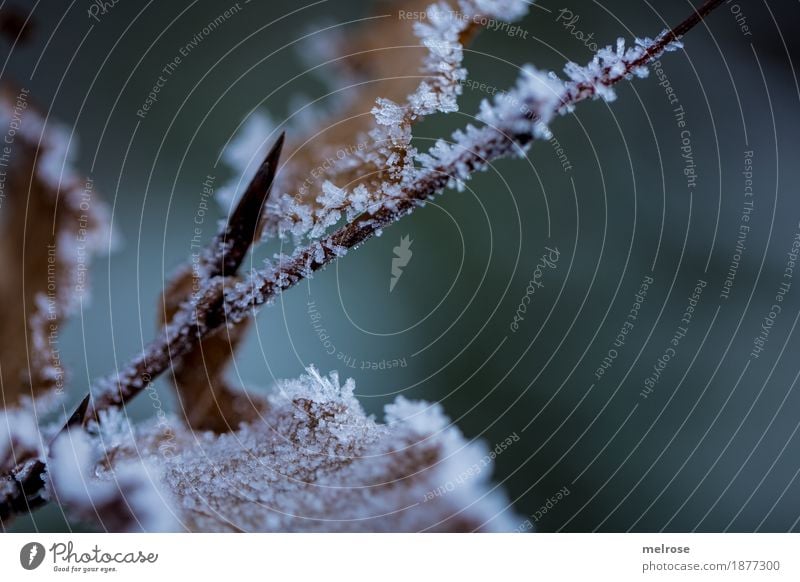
xmin=0 ymin=409 xmax=41 ymax=471
xmin=48 ymin=428 xmax=177 ymax=533
xmin=72 ymin=368 xmax=519 ymax=532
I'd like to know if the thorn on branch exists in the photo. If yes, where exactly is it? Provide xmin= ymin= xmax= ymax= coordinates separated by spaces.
xmin=207 ymin=131 xmax=285 ymax=278
xmin=59 ymin=394 xmax=91 ymax=435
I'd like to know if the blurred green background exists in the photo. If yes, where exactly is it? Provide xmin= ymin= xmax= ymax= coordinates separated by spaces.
xmin=4 ymin=0 xmax=800 ymax=532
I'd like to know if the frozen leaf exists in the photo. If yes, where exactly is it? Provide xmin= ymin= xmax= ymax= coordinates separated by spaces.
xmin=0 ymin=84 xmax=113 ymax=408
xmin=77 ymin=368 xmax=519 ymax=532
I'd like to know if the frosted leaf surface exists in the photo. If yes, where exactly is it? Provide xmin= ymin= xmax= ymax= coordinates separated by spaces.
xmin=0 ymin=87 xmax=114 ymax=407
xmin=78 ymin=368 xmax=518 ymax=532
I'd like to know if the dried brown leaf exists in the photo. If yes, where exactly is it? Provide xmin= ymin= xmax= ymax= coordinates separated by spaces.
xmin=0 ymin=85 xmax=111 ymax=408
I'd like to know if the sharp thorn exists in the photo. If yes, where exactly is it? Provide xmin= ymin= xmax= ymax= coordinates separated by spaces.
xmin=215 ymin=131 xmax=285 ymax=276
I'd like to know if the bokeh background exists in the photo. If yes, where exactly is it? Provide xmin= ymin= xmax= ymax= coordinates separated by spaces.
xmin=4 ymin=0 xmax=800 ymax=532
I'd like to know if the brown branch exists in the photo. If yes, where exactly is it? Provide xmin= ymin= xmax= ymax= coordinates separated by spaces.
xmin=0 ymin=0 xmax=725 ymax=524
xmin=652 ymin=0 xmax=725 ymax=52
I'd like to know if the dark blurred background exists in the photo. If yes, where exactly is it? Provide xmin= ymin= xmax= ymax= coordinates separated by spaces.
xmin=3 ymin=0 xmax=800 ymax=532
